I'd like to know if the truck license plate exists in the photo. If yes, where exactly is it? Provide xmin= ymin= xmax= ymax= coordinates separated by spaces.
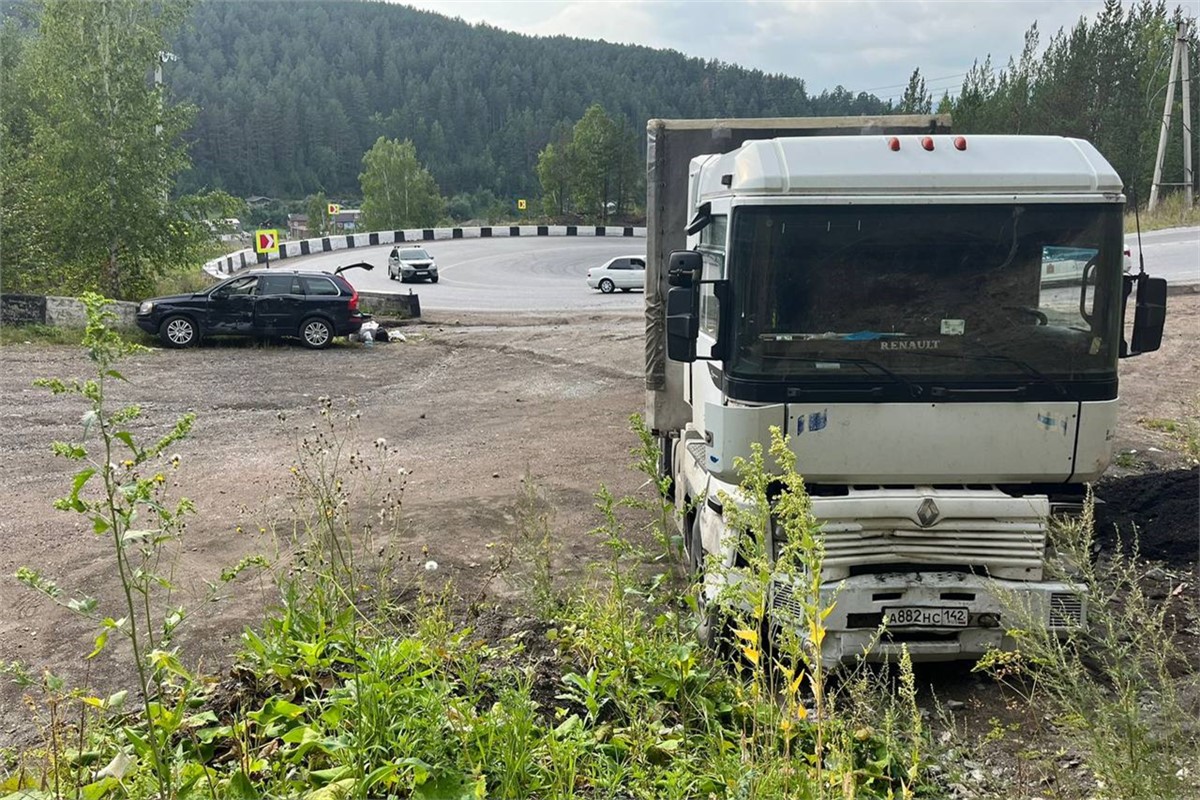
xmin=885 ymin=607 xmax=968 ymax=628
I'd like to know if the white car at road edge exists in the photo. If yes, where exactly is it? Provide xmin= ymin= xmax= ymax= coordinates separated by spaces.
xmin=586 ymin=254 xmax=646 ymax=293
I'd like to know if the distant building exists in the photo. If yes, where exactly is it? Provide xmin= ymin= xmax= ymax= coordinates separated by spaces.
xmin=287 ymin=213 xmax=309 ymax=240
xmin=332 ymin=209 xmax=361 ymax=232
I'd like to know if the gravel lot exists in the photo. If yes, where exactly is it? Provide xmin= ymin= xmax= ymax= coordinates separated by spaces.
xmin=1 ymin=298 xmax=1196 ymax=766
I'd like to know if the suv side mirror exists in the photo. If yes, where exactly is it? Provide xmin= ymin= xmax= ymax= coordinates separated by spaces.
xmin=1128 ymin=275 xmax=1167 ymax=355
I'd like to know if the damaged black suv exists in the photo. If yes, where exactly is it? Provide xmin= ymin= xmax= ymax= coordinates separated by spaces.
xmin=136 ymin=264 xmax=371 ymax=349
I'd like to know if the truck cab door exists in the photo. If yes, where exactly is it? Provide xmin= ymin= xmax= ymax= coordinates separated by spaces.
xmin=206 ymin=275 xmax=259 ymax=334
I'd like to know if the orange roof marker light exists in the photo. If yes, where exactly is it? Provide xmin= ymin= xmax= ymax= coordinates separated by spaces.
xmin=954 ymin=136 xmax=968 ymax=151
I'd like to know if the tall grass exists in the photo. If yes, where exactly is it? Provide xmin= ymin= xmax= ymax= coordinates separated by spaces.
xmin=1125 ymin=191 xmax=1200 ymax=233
xmin=976 ymin=493 xmax=1200 ymax=799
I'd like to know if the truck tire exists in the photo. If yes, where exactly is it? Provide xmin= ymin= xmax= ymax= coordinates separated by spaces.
xmin=690 ymin=514 xmax=732 ymax=653
xmin=656 ymin=436 xmax=673 ymax=498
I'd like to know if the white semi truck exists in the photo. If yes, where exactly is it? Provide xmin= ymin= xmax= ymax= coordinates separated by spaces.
xmin=644 ymin=118 xmax=1168 ymax=664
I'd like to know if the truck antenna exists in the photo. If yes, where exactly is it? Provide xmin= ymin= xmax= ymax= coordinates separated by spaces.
xmin=1131 ymin=187 xmax=1147 ymax=277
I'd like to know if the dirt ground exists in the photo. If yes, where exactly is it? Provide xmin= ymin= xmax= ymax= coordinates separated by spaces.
xmin=1 ymin=297 xmax=1197 ymax=788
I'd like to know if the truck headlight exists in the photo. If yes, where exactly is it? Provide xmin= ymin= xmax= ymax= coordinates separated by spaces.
xmin=138 ymin=301 xmax=154 ymax=315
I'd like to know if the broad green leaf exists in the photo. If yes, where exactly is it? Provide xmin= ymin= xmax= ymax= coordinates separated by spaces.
xmin=227 ymin=770 xmax=260 ymax=800
xmin=281 ymin=725 xmax=319 ymax=745
xmin=85 ymin=628 xmax=108 ymax=662
xmin=362 ymin=763 xmax=398 ymax=791
xmin=81 ymin=776 xmax=118 ymax=800
xmin=309 ymin=766 xmax=352 ymax=784
xmin=304 ymin=778 xmax=354 ymax=800
xmin=413 ymin=770 xmax=475 ymax=800
xmin=67 ymin=596 xmax=98 ymax=614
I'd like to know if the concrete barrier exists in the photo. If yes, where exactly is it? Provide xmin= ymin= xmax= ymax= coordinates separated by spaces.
xmin=1 ymin=293 xmax=140 ymax=332
xmin=206 ymin=224 xmax=648 ymax=277
xmin=359 ymin=290 xmax=420 ymax=320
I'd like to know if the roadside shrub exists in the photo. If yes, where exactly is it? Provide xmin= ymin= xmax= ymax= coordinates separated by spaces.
xmin=977 ymin=493 xmax=1200 ymax=799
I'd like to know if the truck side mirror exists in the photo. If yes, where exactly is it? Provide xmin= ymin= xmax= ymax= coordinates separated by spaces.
xmin=1129 ymin=275 xmax=1167 ymax=355
xmin=666 ymin=285 xmax=699 ymax=362
xmin=668 ymin=250 xmax=702 ymax=288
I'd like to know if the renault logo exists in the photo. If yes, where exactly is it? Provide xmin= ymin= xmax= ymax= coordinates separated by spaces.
xmin=917 ymin=498 xmax=940 ymax=527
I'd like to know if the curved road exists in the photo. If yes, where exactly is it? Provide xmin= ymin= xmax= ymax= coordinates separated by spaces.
xmin=266 ymin=225 xmax=1196 ymax=313
xmin=1126 ymin=226 xmax=1199 ymax=285
xmin=276 ymin=237 xmax=644 ymax=312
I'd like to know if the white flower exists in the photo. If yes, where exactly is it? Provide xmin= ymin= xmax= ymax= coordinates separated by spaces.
xmin=375 ymin=437 xmax=387 ymax=448
xmin=423 ymin=560 xmax=439 ymax=572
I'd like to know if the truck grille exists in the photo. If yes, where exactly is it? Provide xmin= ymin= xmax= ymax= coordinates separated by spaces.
xmin=1048 ymin=592 xmax=1084 ymax=628
xmin=818 ymin=520 xmax=1046 ymax=581
xmin=771 ymin=582 xmax=804 ymax=623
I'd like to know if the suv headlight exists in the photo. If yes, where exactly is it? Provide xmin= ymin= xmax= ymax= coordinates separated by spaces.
xmin=138 ymin=301 xmax=155 ymax=315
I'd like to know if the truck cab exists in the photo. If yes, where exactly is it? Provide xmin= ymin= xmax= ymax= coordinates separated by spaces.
xmin=657 ymin=133 xmax=1167 ymax=664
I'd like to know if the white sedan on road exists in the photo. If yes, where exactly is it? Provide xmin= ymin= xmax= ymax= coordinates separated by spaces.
xmin=586 ymin=254 xmax=646 ymax=293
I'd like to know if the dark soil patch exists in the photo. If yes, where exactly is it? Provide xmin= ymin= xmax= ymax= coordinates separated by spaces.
xmin=1094 ymin=467 xmax=1199 ymax=568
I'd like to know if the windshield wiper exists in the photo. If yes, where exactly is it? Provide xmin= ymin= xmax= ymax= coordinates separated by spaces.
xmin=763 ymin=355 xmax=924 ymax=398
xmin=901 ymin=351 xmax=1071 ymax=398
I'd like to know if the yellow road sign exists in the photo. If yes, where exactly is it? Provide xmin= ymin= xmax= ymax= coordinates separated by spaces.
xmin=517 ymin=199 xmax=527 ymax=211
xmin=255 ymin=229 xmax=279 ymax=255
xmin=328 ymin=203 xmax=341 ymax=215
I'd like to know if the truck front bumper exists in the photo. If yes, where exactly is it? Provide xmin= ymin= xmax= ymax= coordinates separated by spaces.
xmin=770 ymin=570 xmax=1085 ymax=665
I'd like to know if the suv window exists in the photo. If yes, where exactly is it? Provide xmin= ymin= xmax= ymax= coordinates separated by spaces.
xmin=259 ymin=275 xmax=302 ymax=296
xmin=301 ymin=276 xmax=341 ymax=296
xmin=216 ymin=276 xmax=259 ymax=297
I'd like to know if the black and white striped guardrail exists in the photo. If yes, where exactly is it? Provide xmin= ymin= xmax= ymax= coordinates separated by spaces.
xmin=206 ymin=225 xmax=647 ymax=277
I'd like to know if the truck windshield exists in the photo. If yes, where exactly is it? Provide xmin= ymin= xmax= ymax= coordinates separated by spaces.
xmin=728 ymin=203 xmax=1124 ymax=394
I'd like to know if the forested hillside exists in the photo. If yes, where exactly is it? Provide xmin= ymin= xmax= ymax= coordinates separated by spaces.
xmin=169 ymin=0 xmax=887 ymax=199
xmin=947 ymin=0 xmax=1198 ymax=207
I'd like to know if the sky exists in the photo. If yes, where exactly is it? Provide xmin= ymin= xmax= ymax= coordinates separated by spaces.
xmin=402 ymin=0 xmax=1196 ymax=102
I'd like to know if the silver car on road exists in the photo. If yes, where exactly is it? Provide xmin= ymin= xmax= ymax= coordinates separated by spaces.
xmin=389 ymin=247 xmax=439 ymax=283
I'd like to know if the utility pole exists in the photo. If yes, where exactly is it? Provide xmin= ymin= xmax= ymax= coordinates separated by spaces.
xmin=1148 ymin=21 xmax=1194 ymax=211
xmin=155 ymin=50 xmax=178 ymax=203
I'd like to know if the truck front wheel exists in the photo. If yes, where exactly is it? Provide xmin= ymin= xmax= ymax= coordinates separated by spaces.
xmin=689 ymin=513 xmax=731 ymax=652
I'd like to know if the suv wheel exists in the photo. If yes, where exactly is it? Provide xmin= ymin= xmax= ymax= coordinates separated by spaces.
xmin=300 ymin=317 xmax=333 ymax=349
xmin=160 ymin=315 xmax=198 ymax=347
xmin=430 ymin=275 xmax=439 ymax=284
xmin=599 ymin=278 xmax=615 ymax=294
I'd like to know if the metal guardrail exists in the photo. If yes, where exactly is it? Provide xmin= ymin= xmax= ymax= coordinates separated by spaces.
xmin=206 ymin=224 xmax=648 ymax=277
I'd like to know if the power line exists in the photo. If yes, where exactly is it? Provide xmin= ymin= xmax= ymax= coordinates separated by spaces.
xmin=860 ymin=72 xmax=968 ymax=93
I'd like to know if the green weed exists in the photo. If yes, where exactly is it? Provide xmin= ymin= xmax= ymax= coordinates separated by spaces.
xmin=0 ymin=323 xmax=85 ymax=346
xmin=14 ymin=293 xmax=258 ymax=800
xmin=976 ymin=492 xmax=1200 ymax=799
xmin=7 ymin=393 xmax=943 ymax=799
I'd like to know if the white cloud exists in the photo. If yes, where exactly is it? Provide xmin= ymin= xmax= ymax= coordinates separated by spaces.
xmin=402 ymin=0 xmax=1185 ymax=98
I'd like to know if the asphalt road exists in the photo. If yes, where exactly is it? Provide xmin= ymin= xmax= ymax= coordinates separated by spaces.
xmin=277 ymin=237 xmax=645 ymax=312
xmin=268 ymin=225 xmax=1196 ymax=314
xmin=1126 ymin=226 xmax=1199 ymax=284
